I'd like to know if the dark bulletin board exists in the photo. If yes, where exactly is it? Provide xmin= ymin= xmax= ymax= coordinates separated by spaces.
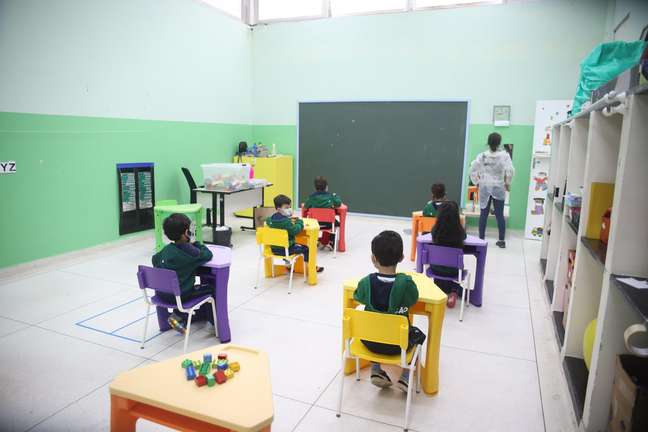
xmin=298 ymin=101 xmax=469 ymax=217
xmin=117 ymin=162 xmax=155 ymax=235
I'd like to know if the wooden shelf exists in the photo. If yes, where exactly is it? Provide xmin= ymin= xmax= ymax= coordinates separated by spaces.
xmin=580 ymin=237 xmax=607 ymax=269
xmin=552 ymin=311 xmax=565 ymax=346
xmin=540 ymin=258 xmax=547 ymax=276
xmin=545 ymin=279 xmax=554 ymax=303
xmin=612 ymin=275 xmax=648 ymax=323
xmin=563 ymin=356 xmax=588 ymax=422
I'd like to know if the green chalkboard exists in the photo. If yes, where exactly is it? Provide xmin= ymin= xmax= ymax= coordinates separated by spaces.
xmin=298 ymin=101 xmax=469 ymax=217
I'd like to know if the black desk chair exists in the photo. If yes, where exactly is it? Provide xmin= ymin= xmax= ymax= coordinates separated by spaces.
xmin=181 ymin=167 xmax=212 ymax=226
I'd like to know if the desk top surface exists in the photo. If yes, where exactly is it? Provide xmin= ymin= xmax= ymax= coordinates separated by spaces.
xmin=109 ymin=344 xmax=273 ymax=432
xmin=203 ymin=245 xmax=232 ymax=269
xmin=417 ymin=233 xmax=487 ymax=248
xmin=344 ymin=271 xmax=447 ymax=305
xmin=194 ymin=182 xmax=273 ymax=195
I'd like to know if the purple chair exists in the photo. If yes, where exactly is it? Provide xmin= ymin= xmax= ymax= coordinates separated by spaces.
xmin=422 ymin=244 xmax=472 ymax=322
xmin=137 ymin=265 xmax=217 ymax=353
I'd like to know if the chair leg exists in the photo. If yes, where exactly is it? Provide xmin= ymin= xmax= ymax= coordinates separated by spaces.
xmin=209 ymin=299 xmax=218 ymax=338
xmin=140 ymin=303 xmax=151 ymax=349
xmin=355 ymin=357 xmax=360 ymax=381
xmin=416 ymin=356 xmax=421 ymax=394
xmin=302 ymin=255 xmax=307 ymax=281
xmin=183 ymin=311 xmax=193 ymax=353
xmin=337 ymin=353 xmax=346 ymax=418
xmin=333 ymin=228 xmax=339 ymax=259
xmin=459 ymin=280 xmax=468 ymax=322
xmin=404 ymin=353 xmax=417 ymax=431
xmin=288 ymin=260 xmax=295 ymax=294
xmin=467 ymin=273 xmax=472 ymax=306
xmin=255 ymin=255 xmax=263 ymax=289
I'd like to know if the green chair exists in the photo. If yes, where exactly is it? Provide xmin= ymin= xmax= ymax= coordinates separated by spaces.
xmin=154 ymin=199 xmax=204 ymax=251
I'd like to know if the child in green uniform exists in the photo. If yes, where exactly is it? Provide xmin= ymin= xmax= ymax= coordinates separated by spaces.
xmin=152 ymin=213 xmax=213 ymax=333
xmin=353 ymin=231 xmax=421 ymax=392
xmin=422 ymin=183 xmax=447 ymax=217
xmin=266 ymin=194 xmax=323 ymax=272
xmin=304 ymin=176 xmax=342 ymax=249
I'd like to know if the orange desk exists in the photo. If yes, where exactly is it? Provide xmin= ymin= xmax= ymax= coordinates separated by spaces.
xmin=263 ymin=218 xmax=320 ymax=285
xmin=110 ymin=344 xmax=273 ymax=432
xmin=342 ymin=272 xmax=447 ymax=395
xmin=410 ymin=211 xmax=466 ymax=262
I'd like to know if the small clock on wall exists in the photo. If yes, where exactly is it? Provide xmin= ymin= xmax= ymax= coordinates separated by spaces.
xmin=493 ymin=105 xmax=511 ymax=127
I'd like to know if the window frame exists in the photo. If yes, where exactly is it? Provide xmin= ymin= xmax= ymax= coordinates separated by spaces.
xmin=413 ymin=0 xmax=504 ymax=12
xmin=253 ymin=0 xmax=329 ymax=25
xmin=329 ymin=0 xmax=409 ymax=18
xmin=197 ymin=0 xmax=246 ymax=21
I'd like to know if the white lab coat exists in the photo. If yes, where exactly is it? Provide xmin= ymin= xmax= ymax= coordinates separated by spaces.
xmin=469 ymin=150 xmax=515 ymax=209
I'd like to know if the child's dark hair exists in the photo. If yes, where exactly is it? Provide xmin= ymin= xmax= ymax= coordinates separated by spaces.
xmin=371 ymin=230 xmax=403 ymax=267
xmin=487 ymin=132 xmax=502 ymax=151
xmin=431 ymin=183 xmax=446 ymax=200
xmin=163 ymin=213 xmax=191 ymax=242
xmin=273 ymin=194 xmax=292 ymax=209
xmin=432 ymin=201 xmax=465 ymax=248
xmin=314 ymin=176 xmax=328 ymax=192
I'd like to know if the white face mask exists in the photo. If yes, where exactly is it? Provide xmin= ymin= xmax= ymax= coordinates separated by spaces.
xmin=280 ymin=208 xmax=293 ymax=217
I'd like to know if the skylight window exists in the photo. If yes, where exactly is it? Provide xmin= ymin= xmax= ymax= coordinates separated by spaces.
xmin=330 ymin=0 xmax=407 ymax=17
xmin=415 ymin=0 xmax=503 ymax=9
xmin=257 ymin=0 xmax=325 ymax=22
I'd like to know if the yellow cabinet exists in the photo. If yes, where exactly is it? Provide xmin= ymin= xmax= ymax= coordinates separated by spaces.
xmin=233 ymin=155 xmax=293 ymax=217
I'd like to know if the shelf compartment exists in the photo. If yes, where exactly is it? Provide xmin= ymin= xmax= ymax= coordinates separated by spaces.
xmin=580 ymin=237 xmax=607 ymax=270
xmin=567 ymin=217 xmax=579 ymax=235
xmin=553 ymin=311 xmax=565 ymax=346
xmin=545 ymin=279 xmax=554 ymax=303
xmin=554 ymin=201 xmax=564 ymax=214
xmin=540 ymin=258 xmax=547 ymax=276
xmin=563 ymin=356 xmax=588 ymax=422
xmin=611 ymin=275 xmax=648 ymax=323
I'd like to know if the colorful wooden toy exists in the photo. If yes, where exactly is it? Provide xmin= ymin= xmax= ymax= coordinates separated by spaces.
xmin=214 ymin=370 xmax=226 ymax=384
xmin=193 ymin=360 xmax=202 ymax=370
xmin=203 ymin=353 xmax=213 ymax=364
xmin=199 ymin=361 xmax=211 ymax=376
xmin=195 ymin=375 xmax=207 ymax=387
xmin=181 ymin=359 xmax=193 ymax=369
xmin=224 ymin=368 xmax=234 ymax=380
xmin=184 ymin=364 xmax=197 ymax=381
xmin=218 ymin=353 xmax=227 ymax=360
xmin=207 ymin=375 xmax=216 ymax=387
xmin=216 ymin=359 xmax=228 ymax=370
xmin=229 ymin=361 xmax=240 ymax=372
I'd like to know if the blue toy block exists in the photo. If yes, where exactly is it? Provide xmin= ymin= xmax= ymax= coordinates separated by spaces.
xmin=185 ymin=364 xmax=197 ymax=380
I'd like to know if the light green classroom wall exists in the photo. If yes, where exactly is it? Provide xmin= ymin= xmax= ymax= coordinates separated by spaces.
xmin=251 ymin=123 xmax=533 ymax=230
xmin=0 ymin=112 xmax=250 ymax=268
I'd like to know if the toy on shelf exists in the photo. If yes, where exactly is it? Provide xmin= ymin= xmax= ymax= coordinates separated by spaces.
xmin=601 ymin=208 xmax=612 ymax=244
xmin=183 ymin=352 xmax=241 ymax=388
xmin=533 ymin=171 xmax=548 ymax=191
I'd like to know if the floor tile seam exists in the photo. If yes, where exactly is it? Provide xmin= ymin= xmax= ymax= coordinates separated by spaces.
xmin=439 ymin=343 xmax=537 ymax=363
xmin=32 ymin=324 xmax=153 ymax=362
xmin=58 ymin=268 xmax=140 ymax=289
xmin=522 ymin=241 xmax=548 ymax=432
xmin=236 ymin=306 xmax=341 ymax=329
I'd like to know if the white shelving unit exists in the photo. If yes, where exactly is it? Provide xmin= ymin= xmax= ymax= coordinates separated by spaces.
xmin=539 ymin=89 xmax=648 ymax=431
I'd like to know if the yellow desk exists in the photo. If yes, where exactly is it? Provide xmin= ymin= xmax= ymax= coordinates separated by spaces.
xmin=264 ymin=218 xmax=320 ymax=285
xmin=109 ymin=344 xmax=273 ymax=432
xmin=343 ymin=272 xmax=447 ymax=395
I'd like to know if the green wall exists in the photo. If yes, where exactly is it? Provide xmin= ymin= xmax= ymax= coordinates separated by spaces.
xmin=0 ymin=112 xmax=249 ymax=268
xmin=251 ymin=123 xmax=533 ymax=230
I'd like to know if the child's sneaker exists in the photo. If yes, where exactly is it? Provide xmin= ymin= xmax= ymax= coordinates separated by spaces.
xmin=397 ymin=375 xmax=409 ymax=393
xmin=370 ymin=369 xmax=393 ymax=388
xmin=167 ymin=313 xmax=187 ymax=335
xmin=447 ymin=291 xmax=458 ymax=308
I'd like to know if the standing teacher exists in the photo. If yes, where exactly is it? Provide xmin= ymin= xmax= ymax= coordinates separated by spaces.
xmin=469 ymin=132 xmax=515 ymax=248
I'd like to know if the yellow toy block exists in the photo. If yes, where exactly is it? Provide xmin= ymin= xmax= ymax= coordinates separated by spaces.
xmin=224 ymin=368 xmax=234 ymax=379
xmin=229 ymin=361 xmax=240 ymax=372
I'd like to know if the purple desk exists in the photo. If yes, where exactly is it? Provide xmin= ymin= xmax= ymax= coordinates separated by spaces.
xmin=154 ymin=245 xmax=232 ymax=343
xmin=416 ymin=234 xmax=488 ymax=307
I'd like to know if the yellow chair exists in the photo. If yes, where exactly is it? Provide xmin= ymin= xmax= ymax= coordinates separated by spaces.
xmin=337 ymin=308 xmax=422 ymax=431
xmin=255 ymin=226 xmax=306 ymax=294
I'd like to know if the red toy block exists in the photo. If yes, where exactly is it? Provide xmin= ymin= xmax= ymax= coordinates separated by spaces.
xmin=218 ymin=353 xmax=227 ymax=360
xmin=214 ymin=370 xmax=227 ymax=384
xmin=195 ymin=375 xmax=207 ymax=387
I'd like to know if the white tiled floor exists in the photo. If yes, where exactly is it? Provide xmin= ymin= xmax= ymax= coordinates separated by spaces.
xmin=0 ymin=215 xmax=578 ymax=431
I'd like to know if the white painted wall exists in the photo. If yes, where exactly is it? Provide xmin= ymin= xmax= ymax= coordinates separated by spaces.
xmin=250 ymin=0 xmax=608 ymax=125
xmin=611 ymin=0 xmax=648 ymax=41
xmin=0 ymin=0 xmax=252 ymax=124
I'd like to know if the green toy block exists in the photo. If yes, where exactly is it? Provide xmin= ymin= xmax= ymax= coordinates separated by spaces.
xmin=207 ymin=375 xmax=216 ymax=387
xmin=181 ymin=359 xmax=193 ymax=369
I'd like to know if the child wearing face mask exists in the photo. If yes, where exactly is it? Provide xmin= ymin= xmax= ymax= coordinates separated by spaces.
xmin=267 ymin=194 xmax=324 ymax=273
xmin=152 ymin=213 xmax=214 ymax=333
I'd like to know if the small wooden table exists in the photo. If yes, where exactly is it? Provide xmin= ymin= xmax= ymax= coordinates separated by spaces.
xmin=263 ymin=218 xmax=320 ymax=285
xmin=342 ymin=272 xmax=447 ymax=395
xmin=110 ymin=344 xmax=273 ymax=432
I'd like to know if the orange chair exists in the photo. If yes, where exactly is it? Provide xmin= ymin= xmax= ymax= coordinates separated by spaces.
xmin=306 ymin=208 xmax=339 ymax=258
xmin=410 ymin=214 xmax=437 ymax=261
